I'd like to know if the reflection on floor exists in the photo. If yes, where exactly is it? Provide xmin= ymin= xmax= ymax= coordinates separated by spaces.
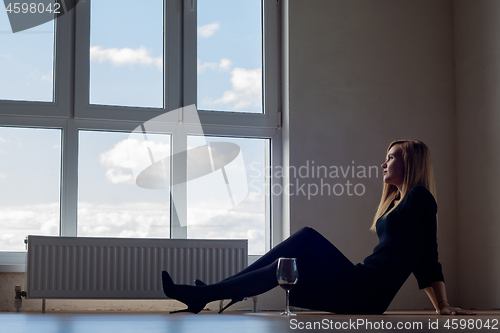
xmin=2 ymin=310 xmax=499 ymax=333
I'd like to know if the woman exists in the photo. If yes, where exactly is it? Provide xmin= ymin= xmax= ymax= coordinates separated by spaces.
xmin=162 ymin=140 xmax=475 ymax=315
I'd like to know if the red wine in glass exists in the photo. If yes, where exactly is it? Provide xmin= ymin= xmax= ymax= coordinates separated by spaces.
xmin=276 ymin=257 xmax=298 ymax=315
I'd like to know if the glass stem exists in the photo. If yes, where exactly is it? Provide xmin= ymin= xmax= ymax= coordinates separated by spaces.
xmin=286 ymin=290 xmax=290 ymax=314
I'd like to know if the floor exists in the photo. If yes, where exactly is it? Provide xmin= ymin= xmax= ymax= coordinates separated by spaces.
xmin=2 ymin=310 xmax=499 ymax=333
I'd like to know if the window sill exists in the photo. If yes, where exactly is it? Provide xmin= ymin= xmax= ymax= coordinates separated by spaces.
xmin=0 ymin=264 xmax=26 ymax=273
xmin=0 ymin=252 xmax=26 ymax=272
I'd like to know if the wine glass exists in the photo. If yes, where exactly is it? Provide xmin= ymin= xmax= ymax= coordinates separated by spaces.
xmin=276 ymin=257 xmax=299 ymax=315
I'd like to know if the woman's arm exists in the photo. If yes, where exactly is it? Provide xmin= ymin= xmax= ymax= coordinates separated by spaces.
xmin=424 ymin=286 xmax=439 ymax=313
xmin=425 ymin=281 xmax=475 ymax=315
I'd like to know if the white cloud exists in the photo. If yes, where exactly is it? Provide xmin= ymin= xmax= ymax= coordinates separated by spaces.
xmin=197 ymin=59 xmax=217 ymax=74
xmin=0 ymin=203 xmax=59 ymax=251
xmin=186 ymin=192 xmax=265 ymax=254
xmin=198 ymin=23 xmax=220 ymax=38
xmin=231 ymin=68 xmax=262 ymax=95
xmin=99 ymin=138 xmax=170 ymax=184
xmin=214 ymin=68 xmax=262 ymax=110
xmin=0 ymin=202 xmax=170 ymax=250
xmin=104 ymin=169 xmax=134 ymax=184
xmin=0 ymin=137 xmax=10 ymax=154
xmin=41 ymin=70 xmax=53 ymax=81
xmin=25 ymin=70 xmax=39 ymax=87
xmin=78 ymin=201 xmax=170 ymax=238
xmin=198 ymin=58 xmax=233 ymax=74
xmin=23 ymin=69 xmax=53 ymax=87
xmin=0 ymin=196 xmax=265 ymax=254
xmin=218 ymin=58 xmax=232 ymax=70
xmin=90 ymin=46 xmax=163 ymax=71
xmin=0 ymin=173 xmax=6 ymax=179
xmin=200 ymin=96 xmax=215 ymax=108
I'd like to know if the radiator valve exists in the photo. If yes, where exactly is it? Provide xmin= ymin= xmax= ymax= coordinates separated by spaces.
xmin=14 ymin=285 xmax=27 ymax=312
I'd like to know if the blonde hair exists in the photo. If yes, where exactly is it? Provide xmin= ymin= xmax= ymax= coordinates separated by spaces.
xmin=370 ymin=140 xmax=437 ymax=231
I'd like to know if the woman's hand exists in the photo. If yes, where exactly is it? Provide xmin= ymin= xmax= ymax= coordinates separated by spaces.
xmin=439 ymin=302 xmax=476 ymax=315
xmin=426 ymin=283 xmax=476 ymax=315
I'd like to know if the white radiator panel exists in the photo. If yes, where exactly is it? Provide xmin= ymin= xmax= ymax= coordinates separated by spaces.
xmin=26 ymin=236 xmax=247 ymax=299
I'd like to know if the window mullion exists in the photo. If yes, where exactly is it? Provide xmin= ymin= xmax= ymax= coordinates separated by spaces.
xmin=263 ymin=0 xmax=281 ymax=124
xmin=170 ymin=130 xmax=188 ymax=238
xmin=182 ymin=0 xmax=197 ymax=109
xmin=271 ymin=131 xmax=283 ymax=249
xmin=166 ymin=0 xmax=187 ymax=238
xmin=60 ymin=119 xmax=78 ymax=237
xmin=74 ymin=0 xmax=91 ymax=119
xmin=166 ymin=0 xmax=184 ymax=112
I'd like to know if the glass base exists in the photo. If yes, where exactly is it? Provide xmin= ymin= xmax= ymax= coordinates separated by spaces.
xmin=279 ymin=311 xmax=296 ymax=316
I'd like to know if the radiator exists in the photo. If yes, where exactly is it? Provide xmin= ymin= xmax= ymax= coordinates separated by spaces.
xmin=26 ymin=236 xmax=248 ymax=299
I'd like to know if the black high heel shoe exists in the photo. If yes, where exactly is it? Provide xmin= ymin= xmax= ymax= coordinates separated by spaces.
xmin=162 ymin=271 xmax=208 ymax=314
xmin=218 ymin=297 xmax=244 ymax=314
xmin=193 ymin=279 xmax=244 ymax=313
xmin=194 ymin=279 xmax=206 ymax=286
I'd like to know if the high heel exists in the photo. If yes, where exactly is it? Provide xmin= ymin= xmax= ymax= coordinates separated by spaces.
xmin=193 ymin=279 xmax=243 ymax=313
xmin=162 ymin=271 xmax=208 ymax=314
xmin=194 ymin=279 xmax=206 ymax=286
xmin=218 ymin=297 xmax=244 ymax=314
xmin=170 ymin=307 xmax=205 ymax=314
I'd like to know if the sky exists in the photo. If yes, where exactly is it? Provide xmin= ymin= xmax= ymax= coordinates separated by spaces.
xmin=0 ymin=0 xmax=267 ymax=254
xmin=0 ymin=6 xmax=54 ymax=101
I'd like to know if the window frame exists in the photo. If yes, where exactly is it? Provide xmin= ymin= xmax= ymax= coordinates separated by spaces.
xmin=0 ymin=0 xmax=283 ymax=269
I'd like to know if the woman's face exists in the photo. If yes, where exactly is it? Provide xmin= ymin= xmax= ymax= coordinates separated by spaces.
xmin=382 ymin=145 xmax=405 ymax=190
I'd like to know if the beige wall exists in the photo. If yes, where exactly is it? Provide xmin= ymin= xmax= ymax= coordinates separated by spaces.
xmin=288 ymin=0 xmax=457 ymax=309
xmin=454 ymin=0 xmax=500 ymax=309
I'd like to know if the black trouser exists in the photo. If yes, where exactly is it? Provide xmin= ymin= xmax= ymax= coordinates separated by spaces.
xmin=200 ymin=227 xmax=358 ymax=313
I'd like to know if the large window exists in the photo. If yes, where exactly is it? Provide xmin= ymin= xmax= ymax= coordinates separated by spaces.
xmin=0 ymin=0 xmax=281 ymax=263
